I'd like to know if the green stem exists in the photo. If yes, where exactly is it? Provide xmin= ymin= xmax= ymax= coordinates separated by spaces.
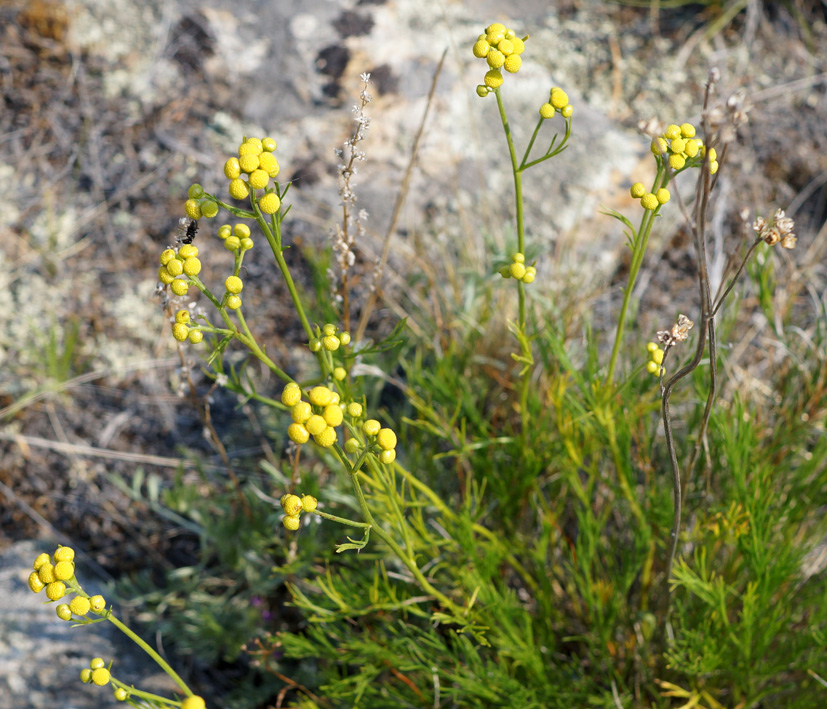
xmin=110 ymin=679 xmax=180 ymax=706
xmin=106 ymin=613 xmax=192 ymax=696
xmin=313 ymin=509 xmax=371 ymax=528
xmin=604 ymin=164 xmax=666 ymax=388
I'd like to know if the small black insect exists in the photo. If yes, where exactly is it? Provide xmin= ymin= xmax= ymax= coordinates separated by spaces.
xmin=182 ymin=218 xmax=198 ymax=244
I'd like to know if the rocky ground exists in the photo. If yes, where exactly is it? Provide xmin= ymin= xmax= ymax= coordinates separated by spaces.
xmin=1 ymin=0 xmax=825 ymax=706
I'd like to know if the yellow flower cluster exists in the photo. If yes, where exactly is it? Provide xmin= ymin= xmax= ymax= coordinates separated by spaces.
xmin=361 ymin=419 xmax=398 ymax=464
xmin=499 ymin=252 xmax=536 ymax=284
xmin=80 ymin=657 xmax=111 ymax=687
xmin=539 ymin=87 xmax=573 ymax=120
xmin=28 ymin=546 xmax=107 ymax=618
xmin=217 ymin=222 xmax=253 ymax=253
xmin=472 ymin=22 xmax=527 ymax=96
xmin=171 ymin=309 xmax=203 ymax=344
xmin=282 ymin=383 xmax=344 ymax=448
xmin=309 ymin=323 xmax=351 ymax=353
xmin=280 ymin=492 xmax=318 ymax=531
xmin=630 ymin=183 xmax=671 ymax=212
xmin=651 ymin=123 xmax=718 ymax=174
xmin=646 ymin=341 xmax=665 ymax=377
xmin=184 ymin=183 xmax=219 ymax=221
xmin=158 ymin=242 xmax=201 ymax=297
xmin=224 ymin=136 xmax=281 ymax=214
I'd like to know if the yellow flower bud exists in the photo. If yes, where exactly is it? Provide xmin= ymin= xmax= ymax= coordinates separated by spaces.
xmin=347 ymin=402 xmax=363 ymax=417
xmin=226 ymin=295 xmax=242 ymax=310
xmin=34 ymin=553 xmax=51 ymax=570
xmin=680 ymin=123 xmax=695 ymax=138
xmin=281 ymin=383 xmax=302 ymax=407
xmin=640 ymin=193 xmax=659 ymax=211
xmin=646 ymin=342 xmax=659 ymax=353
xmin=344 ymin=438 xmax=361 ymax=454
xmin=709 ymin=160 xmax=719 ymax=175
xmin=656 ymin=188 xmax=670 ymax=204
xmin=669 ymin=137 xmax=686 ymax=154
xmin=651 ymin=348 xmax=664 ymax=365
xmin=561 ymin=104 xmax=573 ymax=118
xmin=239 ymin=154 xmax=260 ymax=173
xmin=283 ymin=514 xmax=300 ymax=531
xmin=651 ymin=137 xmax=667 ymax=156
xmin=92 ymin=668 xmax=110 ymax=686
xmin=185 ymin=200 xmax=202 ymax=220
xmin=509 ymin=262 xmax=526 ymax=280
xmin=183 ymin=257 xmax=201 ymax=276
xmin=539 ymin=103 xmax=554 ymax=119
xmin=45 ymin=581 xmax=66 ymax=601
xmin=379 ymin=449 xmax=396 ymax=465
xmin=668 ymin=154 xmax=686 ymax=170
xmin=228 ymin=178 xmax=249 ymax=200
xmin=38 ymin=564 xmax=56 ymax=584
xmin=53 ymin=547 xmax=75 ymax=562
xmin=472 ymin=40 xmax=490 ymax=58
xmin=225 ymin=276 xmax=243 ymax=294
xmin=309 ymin=386 xmax=334 ymax=407
xmin=486 ymin=49 xmax=505 ymax=69
xmin=238 ymin=141 xmax=261 ymax=157
xmin=259 ymin=192 xmax=281 ymax=214
xmin=340 ymin=332 xmax=351 ymax=346
xmin=503 ymin=55 xmax=521 ymax=73
xmin=224 ymin=157 xmax=241 ymax=179
xmin=165 ymin=258 xmax=184 ymax=277
xmin=160 ymin=249 xmax=176 ymax=265
xmin=248 ymin=169 xmax=269 ymax=190
xmin=261 ymin=137 xmax=277 ymax=152
xmin=630 ymin=182 xmax=645 ymax=199
xmin=28 ymin=571 xmax=45 ymax=593
xmin=664 ymin=124 xmax=681 ymax=140
xmin=376 ymin=428 xmax=397 ymax=451
xmin=363 ymin=419 xmax=381 ymax=436
xmin=522 ymin=266 xmax=536 ymax=284
xmin=305 ymin=414 xmax=327 ymax=436
xmin=54 ymin=561 xmax=74 ymax=581
xmin=291 ymin=401 xmax=312 ymax=423
xmin=287 ymin=423 xmax=310 ymax=444
xmin=89 ymin=595 xmax=106 ymax=612
xmin=301 ymin=495 xmax=318 ymax=513
xmin=170 ymin=279 xmax=189 ymax=297
xmin=476 ymin=85 xmax=490 ymax=97
xmin=333 ymin=367 xmax=346 ymax=381
xmin=56 ymin=604 xmax=72 ymax=621
xmin=684 ymin=139 xmax=700 ymax=158
xmin=224 ymin=235 xmax=240 ymax=251
xmin=172 ymin=323 xmax=189 ymax=341
xmin=188 ymin=330 xmax=203 ymax=344
xmin=498 ymin=39 xmax=514 ymax=56
xmin=323 ymin=335 xmax=340 ymax=351
xmin=550 ymin=88 xmax=568 ymax=110
xmin=313 ymin=426 xmax=337 ymax=448
xmin=176 ymin=310 xmax=190 ymax=324
xmin=484 ymin=69 xmax=503 ymax=88
xmin=258 ymin=151 xmax=279 ymax=176
xmin=646 ymin=361 xmax=660 ymax=375
xmin=70 ymin=596 xmax=91 ymax=616
xmin=201 ymin=200 xmax=218 ymax=218
xmin=281 ymin=494 xmax=303 ymax=516
xmin=323 ymin=404 xmax=344 ymax=427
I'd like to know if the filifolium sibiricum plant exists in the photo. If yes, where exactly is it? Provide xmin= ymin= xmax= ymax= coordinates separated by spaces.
xmin=26 ymin=20 xmax=827 ymax=709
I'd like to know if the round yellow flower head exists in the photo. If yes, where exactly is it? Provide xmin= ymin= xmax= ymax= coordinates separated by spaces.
xmin=53 ymin=546 xmax=75 ymax=563
xmin=651 ymin=347 xmax=664 ymax=365
xmin=114 ymin=688 xmax=128 ymax=701
xmin=498 ymin=39 xmax=514 ymax=56
xmin=201 ymin=201 xmax=219 ymax=218
xmin=248 ymin=169 xmax=269 ymax=190
xmin=309 ymin=386 xmax=334 ymax=407
xmin=80 ymin=668 xmax=92 ymax=683
xmin=34 ymin=553 xmax=51 ymax=570
xmin=226 ymin=295 xmax=242 ymax=310
xmin=292 ymin=401 xmax=312 ymax=423
xmin=561 ymin=104 xmax=573 ymax=118
xmin=171 ymin=323 xmax=189 ymax=342
xmin=539 ymin=103 xmax=554 ymax=119
xmin=301 ymin=494 xmax=318 ymax=513
xmin=323 ymin=404 xmax=344 ymax=427
xmin=239 ymin=154 xmax=259 ymax=174
xmin=283 ymin=515 xmax=300 ymax=531
xmin=340 ymin=332 xmax=352 ymax=346
xmin=38 ymin=564 xmax=56 ymax=584
xmin=503 ymin=55 xmax=522 ymax=73
xmin=225 ymin=276 xmax=243 ymax=294
xmin=224 ymin=158 xmax=241 ymax=179
xmin=680 ymin=123 xmax=696 ymax=138
xmin=646 ymin=360 xmax=661 ymax=375
xmin=646 ymin=342 xmax=659 ymax=353
xmin=630 ymin=182 xmax=645 ymax=199
xmin=323 ymin=335 xmax=340 ymax=351
xmin=684 ymin=139 xmax=700 ymax=158
xmin=347 ymin=402 xmax=363 ymax=418
xmin=259 ymin=192 xmax=281 ymax=214
xmin=45 ymin=581 xmax=66 ymax=601
xmin=179 ymin=244 xmax=198 ymax=258
xmin=89 ymin=595 xmax=106 ymax=612
xmin=165 ymin=259 xmax=184 ymax=277
xmin=56 ymin=604 xmax=73 ymax=621
xmin=287 ymin=423 xmax=310 ymax=444
xmin=281 ymin=383 xmax=302 ymax=407
xmin=188 ymin=330 xmax=203 ymax=344
xmin=668 ymin=154 xmax=686 ymax=170
xmin=281 ymin=494 xmax=303 ymax=516
xmin=664 ymin=124 xmax=681 ymax=140
xmin=262 ymin=137 xmax=277 ymax=152
xmin=522 ymin=266 xmax=536 ymax=284
xmin=333 ymin=366 xmax=346 ymax=381
xmin=640 ymin=193 xmax=659 ymax=211
xmin=656 ymin=188 xmax=671 ymax=204
xmin=363 ymin=419 xmax=381 ymax=437
xmin=344 ymin=438 xmax=361 ymax=454
xmin=238 ymin=141 xmax=261 ymax=158
xmin=376 ymin=428 xmax=397 ymax=451
xmin=484 ymin=69 xmax=503 ymax=88
xmin=305 ymin=414 xmax=327 ymax=436
xmin=170 ymin=280 xmax=189 ymax=297
xmin=509 ymin=262 xmax=526 ymax=280
xmin=473 ymin=39 xmax=490 ymax=58
xmin=651 ymin=137 xmax=667 ymax=156
xmin=709 ymin=160 xmax=719 ymax=175
xmin=258 ymin=151 xmax=279 ymax=177
xmin=510 ymin=36 xmax=525 ymax=54
xmin=486 ymin=49 xmax=505 ymax=69
xmin=550 ymin=88 xmax=568 ymax=110
xmin=70 ymin=596 xmax=91 ymax=616
xmin=54 ymin=560 xmax=74 ymax=581
xmin=92 ymin=668 xmax=111 ymax=686
xmin=228 ymin=178 xmax=249 ymax=200
xmin=379 ymin=449 xmax=396 ymax=465
xmin=313 ymin=426 xmax=337 ymax=448
xmin=183 ymin=258 xmax=201 ymax=276
xmin=160 ymin=248 xmax=176 ymax=265
xmin=28 ymin=571 xmax=45 ymax=593
xmin=185 ymin=200 xmax=202 ymax=220
xmin=669 ymin=137 xmax=686 ymax=155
